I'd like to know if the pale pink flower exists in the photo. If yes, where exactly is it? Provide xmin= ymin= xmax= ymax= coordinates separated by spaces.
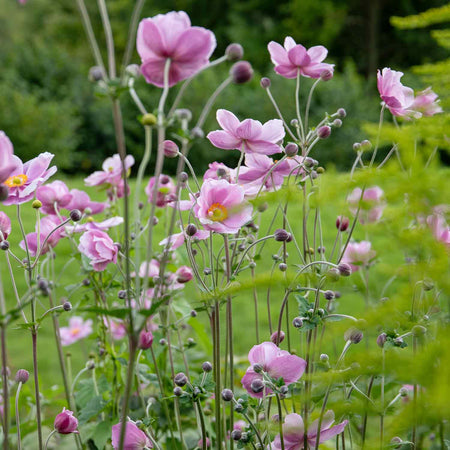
xmin=175 ymin=265 xmax=193 ymax=283
xmin=194 ymin=179 xmax=253 ymax=234
xmin=159 ymin=229 xmax=209 ymax=251
xmin=137 ymin=11 xmax=216 ymax=88
xmin=207 ymin=109 xmax=285 ymax=155
xmin=20 ymin=215 xmax=65 ymax=256
xmin=36 ymin=180 xmax=72 ymax=215
xmin=60 ymin=317 xmax=93 ymax=346
xmin=347 ymin=186 xmax=385 ymax=223
xmin=0 ymin=212 xmax=11 ymax=241
xmin=111 ymin=421 xmax=152 ymax=449
xmin=268 ymin=37 xmax=334 ymax=79
xmin=341 ymin=241 xmax=376 ymax=272
xmin=145 ymin=175 xmax=176 ymax=207
xmin=0 ymin=131 xmax=19 ymax=184
xmin=78 ymin=230 xmax=118 ymax=272
xmin=203 ymin=162 xmax=236 ymax=183
xmin=2 ymin=152 xmax=57 ymax=205
xmin=65 ymin=217 xmax=123 ymax=234
xmin=427 ymin=210 xmax=450 ymax=248
xmin=131 ymin=260 xmax=160 ymax=278
xmin=377 ymin=68 xmax=419 ymax=118
xmin=271 ymin=411 xmax=348 ymax=449
xmin=412 ymin=87 xmax=443 ymax=117
xmin=84 ymin=154 xmax=134 ymax=188
xmin=238 ymin=154 xmax=303 ymax=195
xmin=104 ymin=318 xmax=127 ymax=340
xmin=66 ymin=189 xmax=107 ymax=215
xmin=241 ymin=341 xmax=306 ymax=398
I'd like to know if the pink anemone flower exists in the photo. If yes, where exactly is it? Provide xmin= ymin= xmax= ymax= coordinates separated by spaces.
xmin=137 ymin=11 xmax=216 ymax=88
xmin=268 ymin=37 xmax=334 ymax=79
xmin=271 ymin=411 xmax=348 ymax=449
xmin=194 ymin=179 xmax=253 ymax=234
xmin=341 ymin=241 xmax=376 ymax=272
xmin=145 ymin=175 xmax=176 ymax=207
xmin=2 ymin=152 xmax=57 ymax=205
xmin=20 ymin=215 xmax=65 ymax=257
xmin=84 ymin=154 xmax=134 ymax=188
xmin=60 ymin=317 xmax=93 ymax=346
xmin=64 ymin=217 xmax=123 ymax=234
xmin=377 ymin=68 xmax=420 ymax=118
xmin=0 ymin=212 xmax=11 ymax=241
xmin=412 ymin=87 xmax=443 ymax=117
xmin=0 ymin=131 xmax=20 ymax=184
xmin=78 ymin=230 xmax=118 ymax=272
xmin=207 ymin=109 xmax=285 ymax=155
xmin=203 ymin=162 xmax=236 ymax=183
xmin=347 ymin=186 xmax=385 ymax=224
xmin=159 ymin=228 xmax=209 ymax=251
xmin=66 ymin=189 xmax=107 ymax=215
xmin=111 ymin=420 xmax=153 ymax=449
xmin=427 ymin=210 xmax=450 ymax=248
xmin=241 ymin=341 xmax=306 ymax=398
xmin=36 ymin=180 xmax=72 ymax=215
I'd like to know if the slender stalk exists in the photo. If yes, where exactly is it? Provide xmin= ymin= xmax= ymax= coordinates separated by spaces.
xmin=295 ymin=71 xmax=305 ymax=143
xmin=0 ymin=271 xmax=9 ymax=450
xmin=196 ymin=399 xmax=208 ymax=450
xmin=304 ymin=78 xmax=321 ymax=132
xmin=369 ymin=104 xmax=385 ymax=167
xmin=32 ymin=331 xmax=43 ymax=450
xmin=15 ymin=382 xmax=23 ymax=450
xmin=121 ymin=0 xmax=146 ymax=74
xmin=275 ymin=394 xmax=285 ymax=450
xmin=97 ymin=0 xmax=116 ymax=78
xmin=265 ymin=87 xmax=297 ymax=141
xmin=44 ymin=429 xmax=57 ymax=450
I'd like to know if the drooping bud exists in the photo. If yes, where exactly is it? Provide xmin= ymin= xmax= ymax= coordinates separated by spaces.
xmin=175 ymin=108 xmax=192 ymax=121
xmin=230 ymin=61 xmax=254 ymax=84
xmin=317 ymin=126 xmax=331 ymax=139
xmin=54 ymin=408 xmax=78 ymax=434
xmin=344 ymin=328 xmax=363 ymax=344
xmin=337 ymin=108 xmax=346 ymax=118
xmin=324 ymin=290 xmax=335 ymax=300
xmin=231 ymin=430 xmax=242 ymax=441
xmin=332 ymin=119 xmax=342 ymax=128
xmin=284 ymin=142 xmax=298 ymax=157
xmin=250 ymin=379 xmax=264 ymax=393
xmin=226 ymin=43 xmax=244 ymax=61
xmin=191 ymin=127 xmax=204 ymax=139
xmin=179 ymin=172 xmax=189 ymax=183
xmin=176 ymin=266 xmax=193 ymax=283
xmin=173 ymin=386 xmax=183 ymax=396
xmin=292 ymin=317 xmax=303 ymax=328
xmin=125 ymin=64 xmax=141 ymax=78
xmin=338 ymin=263 xmax=352 ymax=277
xmin=163 ymin=140 xmax=179 ymax=158
xmin=253 ymin=363 xmax=264 ymax=373
xmin=320 ymin=69 xmax=334 ymax=81
xmin=271 ymin=330 xmax=285 ymax=344
xmin=0 ymin=241 xmax=9 ymax=251
xmin=202 ymin=361 xmax=213 ymax=372
xmin=376 ymin=332 xmax=387 ymax=348
xmin=274 ymin=229 xmax=290 ymax=242
xmin=63 ymin=302 xmax=72 ymax=312
xmin=88 ymin=66 xmax=104 ymax=82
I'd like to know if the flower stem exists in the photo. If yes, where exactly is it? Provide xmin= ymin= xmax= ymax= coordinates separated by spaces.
xmin=44 ymin=429 xmax=57 ymax=450
xmin=32 ymin=330 xmax=43 ymax=450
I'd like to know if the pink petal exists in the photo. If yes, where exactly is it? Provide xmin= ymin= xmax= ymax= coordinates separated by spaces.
xmin=268 ymin=41 xmax=290 ymax=66
xmin=236 ymin=119 xmax=263 ymax=140
xmin=266 ymin=354 xmax=307 ymax=384
xmin=307 ymin=46 xmax=328 ymax=63
xmin=244 ymin=140 xmax=282 ymax=155
xmin=287 ymin=45 xmax=310 ymax=67
xmin=137 ymin=19 xmax=165 ymax=61
xmin=216 ymin=109 xmax=241 ymax=134
xmin=207 ymin=130 xmax=241 ymax=150
xmin=259 ymin=119 xmax=285 ymax=143
xmin=173 ymin=28 xmax=216 ymax=62
xmin=274 ymin=65 xmax=298 ymax=79
xmin=284 ymin=37 xmax=297 ymax=51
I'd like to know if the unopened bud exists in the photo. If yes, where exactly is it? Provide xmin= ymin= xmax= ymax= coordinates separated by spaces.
xmin=250 ymin=379 xmax=264 ymax=393
xmin=70 ymin=209 xmax=82 ymax=222
xmin=324 ymin=290 xmax=335 ymax=300
xmin=125 ymin=64 xmax=141 ymax=78
xmin=332 ymin=119 xmax=342 ymax=128
xmin=274 ymin=229 xmax=289 ymax=242
xmin=377 ymin=333 xmax=387 ymax=348
xmin=284 ymin=143 xmax=298 ymax=157
xmin=163 ymin=140 xmax=179 ymax=158
xmin=317 ymin=126 xmax=331 ymax=139
xmin=231 ymin=430 xmax=242 ymax=441
xmin=15 ymin=369 xmax=29 ymax=384
xmin=271 ymin=330 xmax=285 ymax=344
xmin=173 ymin=386 xmax=183 ymax=396
xmin=226 ymin=43 xmax=244 ymax=61
xmin=253 ymin=363 xmax=264 ymax=373
xmin=141 ymin=113 xmax=157 ymax=126
xmin=338 ymin=263 xmax=352 ymax=277
xmin=336 ymin=216 xmax=349 ymax=232
xmin=32 ymin=200 xmax=42 ymax=209
xmin=361 ymin=140 xmax=372 ymax=150
xmin=174 ymin=372 xmax=188 ymax=387
xmin=202 ymin=361 xmax=213 ymax=372
xmin=292 ymin=317 xmax=303 ymax=328
xmin=221 ymin=389 xmax=234 ymax=401
xmin=63 ymin=302 xmax=72 ymax=312
xmin=179 ymin=172 xmax=189 ymax=183
xmin=320 ymin=353 xmax=329 ymax=363
xmin=344 ymin=328 xmax=363 ymax=344
xmin=320 ymin=69 xmax=333 ymax=81
xmin=412 ymin=325 xmax=426 ymax=336
xmin=337 ymin=108 xmax=346 ymax=118
xmin=191 ymin=127 xmax=204 ymax=139
xmin=260 ymin=77 xmax=271 ymax=89
xmin=230 ymin=61 xmax=254 ymax=84
xmin=0 ymin=241 xmax=9 ymax=251
xmin=88 ymin=66 xmax=104 ymax=82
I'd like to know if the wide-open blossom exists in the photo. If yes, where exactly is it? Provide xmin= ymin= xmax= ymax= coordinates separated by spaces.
xmin=54 ymin=408 xmax=79 ymax=434
xmin=2 ymin=152 xmax=57 ymax=205
xmin=65 ymin=217 xmax=123 ymax=234
xmin=268 ymin=37 xmax=334 ymax=79
xmin=203 ymin=162 xmax=236 ymax=183
xmin=84 ymin=154 xmax=134 ymax=188
xmin=78 ymin=230 xmax=118 ymax=272
xmin=20 ymin=215 xmax=65 ymax=256
xmin=145 ymin=175 xmax=176 ymax=207
xmin=111 ymin=420 xmax=152 ymax=449
xmin=341 ymin=241 xmax=376 ymax=272
xmin=131 ymin=260 xmax=160 ymax=278
xmin=271 ymin=411 xmax=348 ymax=449
xmin=0 ymin=131 xmax=19 ymax=184
xmin=36 ymin=180 xmax=72 ymax=215
xmin=159 ymin=228 xmax=209 ymax=251
xmin=377 ymin=68 xmax=419 ymax=118
xmin=238 ymin=154 xmax=303 ymax=195
xmin=207 ymin=109 xmax=285 ymax=155
xmin=427 ymin=209 xmax=450 ymax=248
xmin=194 ymin=179 xmax=253 ymax=234
xmin=412 ymin=87 xmax=442 ymax=117
xmin=66 ymin=189 xmax=107 ymax=215
xmin=60 ymin=317 xmax=93 ymax=346
xmin=137 ymin=11 xmax=216 ymax=88
xmin=347 ymin=186 xmax=385 ymax=223
xmin=0 ymin=212 xmax=11 ymax=241
xmin=241 ymin=341 xmax=306 ymax=398
xmin=104 ymin=318 xmax=127 ymax=340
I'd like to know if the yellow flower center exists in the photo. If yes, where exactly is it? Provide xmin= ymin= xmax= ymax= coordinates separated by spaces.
xmin=70 ymin=327 xmax=81 ymax=336
xmin=207 ymin=203 xmax=228 ymax=222
xmin=4 ymin=174 xmax=28 ymax=188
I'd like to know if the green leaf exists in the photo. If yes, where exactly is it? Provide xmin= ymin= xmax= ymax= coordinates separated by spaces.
xmin=79 ymin=306 xmax=131 ymax=319
xmin=93 ymin=420 xmax=113 ymax=449
xmin=78 ymin=395 xmax=108 ymax=425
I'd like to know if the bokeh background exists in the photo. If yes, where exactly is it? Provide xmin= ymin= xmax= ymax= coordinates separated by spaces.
xmin=0 ymin=0 xmax=448 ymax=174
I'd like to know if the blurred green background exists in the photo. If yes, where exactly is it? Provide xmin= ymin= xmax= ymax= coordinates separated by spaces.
xmin=0 ymin=0 xmax=448 ymax=174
